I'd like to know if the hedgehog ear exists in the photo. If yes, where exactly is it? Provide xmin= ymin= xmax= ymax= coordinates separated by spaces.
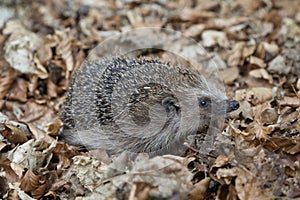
xmin=162 ymin=96 xmax=180 ymax=114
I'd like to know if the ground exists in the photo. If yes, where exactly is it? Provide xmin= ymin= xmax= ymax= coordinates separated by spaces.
xmin=0 ymin=0 xmax=299 ymax=199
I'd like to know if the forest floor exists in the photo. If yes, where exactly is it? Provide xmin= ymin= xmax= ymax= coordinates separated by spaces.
xmin=0 ymin=0 xmax=299 ymax=199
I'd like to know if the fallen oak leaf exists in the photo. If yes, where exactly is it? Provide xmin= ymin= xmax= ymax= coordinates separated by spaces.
xmin=0 ymin=69 xmax=17 ymax=100
xmin=20 ymin=169 xmax=40 ymax=193
xmin=2 ymin=121 xmax=28 ymax=144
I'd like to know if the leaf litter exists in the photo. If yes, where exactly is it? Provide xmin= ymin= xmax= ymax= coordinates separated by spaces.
xmin=0 ymin=0 xmax=299 ymax=199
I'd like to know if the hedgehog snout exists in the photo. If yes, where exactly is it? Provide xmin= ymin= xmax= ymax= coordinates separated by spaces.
xmin=226 ymin=100 xmax=239 ymax=112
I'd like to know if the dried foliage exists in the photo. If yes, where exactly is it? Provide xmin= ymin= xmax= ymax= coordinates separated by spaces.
xmin=0 ymin=0 xmax=299 ymax=199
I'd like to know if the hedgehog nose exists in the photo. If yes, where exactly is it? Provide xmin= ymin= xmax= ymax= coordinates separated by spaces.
xmin=227 ymin=100 xmax=239 ymax=112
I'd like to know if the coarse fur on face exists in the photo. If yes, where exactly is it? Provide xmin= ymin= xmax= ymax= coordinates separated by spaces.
xmin=60 ymin=57 xmax=237 ymax=156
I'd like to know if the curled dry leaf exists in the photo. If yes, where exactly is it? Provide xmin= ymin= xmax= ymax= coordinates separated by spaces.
xmin=55 ymin=29 xmax=74 ymax=79
xmin=249 ymin=68 xmax=273 ymax=83
xmin=20 ymin=169 xmax=40 ymax=193
xmin=45 ymin=119 xmax=63 ymax=137
xmin=202 ymin=30 xmax=229 ymax=47
xmin=2 ymin=121 xmax=28 ymax=144
xmin=279 ymin=96 xmax=300 ymax=107
xmin=3 ymin=20 xmax=46 ymax=76
xmin=47 ymin=79 xmax=58 ymax=99
xmin=227 ymin=42 xmax=245 ymax=67
xmin=8 ymin=139 xmax=57 ymax=170
xmin=279 ymin=109 xmax=299 ymax=131
xmin=0 ymin=69 xmax=17 ymax=100
xmin=268 ymin=55 xmax=290 ymax=75
xmin=18 ymin=101 xmax=48 ymax=123
xmin=266 ymin=137 xmax=300 ymax=155
xmin=234 ymin=168 xmax=274 ymax=199
xmin=7 ymin=182 xmax=35 ymax=200
xmin=219 ymin=66 xmax=239 ymax=85
xmin=31 ymin=182 xmax=48 ymax=199
xmin=8 ymin=78 xmax=28 ymax=102
xmin=297 ymin=79 xmax=300 ymax=90
xmin=180 ymin=8 xmax=216 ymax=21
xmin=63 ymin=154 xmax=193 ymax=199
xmin=236 ymin=0 xmax=262 ymax=14
xmin=235 ymin=87 xmax=273 ymax=105
xmin=230 ymin=124 xmax=255 ymax=141
xmin=27 ymin=123 xmax=55 ymax=144
xmin=248 ymin=87 xmax=273 ymax=105
xmin=256 ymin=42 xmax=279 ymax=60
xmin=189 ymin=177 xmax=211 ymax=200
xmin=249 ymin=56 xmax=266 ymax=68
xmin=183 ymin=24 xmax=205 ymax=37
xmin=247 ymin=121 xmax=276 ymax=140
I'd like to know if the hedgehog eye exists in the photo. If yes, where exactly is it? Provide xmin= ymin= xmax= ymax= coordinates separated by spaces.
xmin=199 ymin=98 xmax=209 ymax=108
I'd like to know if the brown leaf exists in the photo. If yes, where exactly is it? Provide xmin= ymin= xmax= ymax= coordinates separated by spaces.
xmin=219 ymin=66 xmax=239 ymax=85
xmin=236 ymin=0 xmax=262 ymax=14
xmin=184 ymin=24 xmax=205 ymax=37
xmin=55 ymin=29 xmax=74 ymax=79
xmin=268 ymin=55 xmax=290 ymax=75
xmin=20 ymin=169 xmax=40 ymax=192
xmin=249 ymin=69 xmax=273 ymax=83
xmin=246 ymin=87 xmax=273 ymax=105
xmin=37 ymin=44 xmax=52 ymax=64
xmin=47 ymin=79 xmax=58 ymax=98
xmin=31 ymin=183 xmax=48 ymax=199
xmin=27 ymin=123 xmax=55 ymax=144
xmin=180 ymin=8 xmax=216 ymax=21
xmin=2 ymin=121 xmax=28 ymax=144
xmin=0 ymin=69 xmax=17 ymax=100
xmin=227 ymin=42 xmax=245 ymax=67
xmin=202 ymin=30 xmax=229 ymax=47
xmin=0 ymin=176 xmax=8 ymax=197
xmin=247 ymin=122 xmax=275 ymax=140
xmin=46 ymin=118 xmax=63 ymax=136
xmin=18 ymin=101 xmax=47 ymax=122
xmin=8 ymin=78 xmax=28 ymax=102
xmin=249 ymin=56 xmax=266 ymax=68
xmin=267 ymin=137 xmax=300 ymax=155
xmin=279 ymin=96 xmax=300 ymax=107
xmin=0 ymin=158 xmax=19 ymax=183
xmin=190 ymin=177 xmax=211 ymax=200
xmin=235 ymin=168 xmax=274 ymax=199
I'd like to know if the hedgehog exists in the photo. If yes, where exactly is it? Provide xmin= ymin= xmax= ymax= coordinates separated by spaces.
xmin=60 ymin=57 xmax=239 ymax=156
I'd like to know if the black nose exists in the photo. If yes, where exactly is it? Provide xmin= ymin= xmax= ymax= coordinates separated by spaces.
xmin=227 ymin=100 xmax=239 ymax=112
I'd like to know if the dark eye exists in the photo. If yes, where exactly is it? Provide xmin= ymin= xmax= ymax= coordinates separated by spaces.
xmin=200 ymin=100 xmax=207 ymax=107
xmin=199 ymin=98 xmax=209 ymax=108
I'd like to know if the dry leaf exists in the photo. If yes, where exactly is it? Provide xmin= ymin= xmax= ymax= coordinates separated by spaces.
xmin=27 ymin=123 xmax=55 ymax=144
xmin=55 ymin=29 xmax=74 ymax=79
xmin=268 ymin=55 xmax=290 ymax=75
xmin=249 ymin=56 xmax=266 ymax=68
xmin=227 ymin=42 xmax=245 ymax=67
xmin=8 ymin=78 xmax=28 ymax=102
xmin=45 ymin=119 xmax=63 ymax=136
xmin=18 ymin=101 xmax=48 ymax=122
xmin=202 ymin=30 xmax=229 ymax=47
xmin=249 ymin=69 xmax=273 ymax=83
xmin=3 ymin=20 xmax=45 ymax=75
xmin=190 ymin=177 xmax=211 ymax=200
xmin=246 ymin=87 xmax=273 ymax=105
xmin=219 ymin=66 xmax=239 ymax=84
xmin=2 ymin=121 xmax=28 ymax=144
xmin=184 ymin=24 xmax=205 ymax=37
xmin=0 ymin=69 xmax=17 ymax=100
xmin=20 ymin=169 xmax=40 ymax=192
xmin=279 ymin=96 xmax=300 ymax=107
